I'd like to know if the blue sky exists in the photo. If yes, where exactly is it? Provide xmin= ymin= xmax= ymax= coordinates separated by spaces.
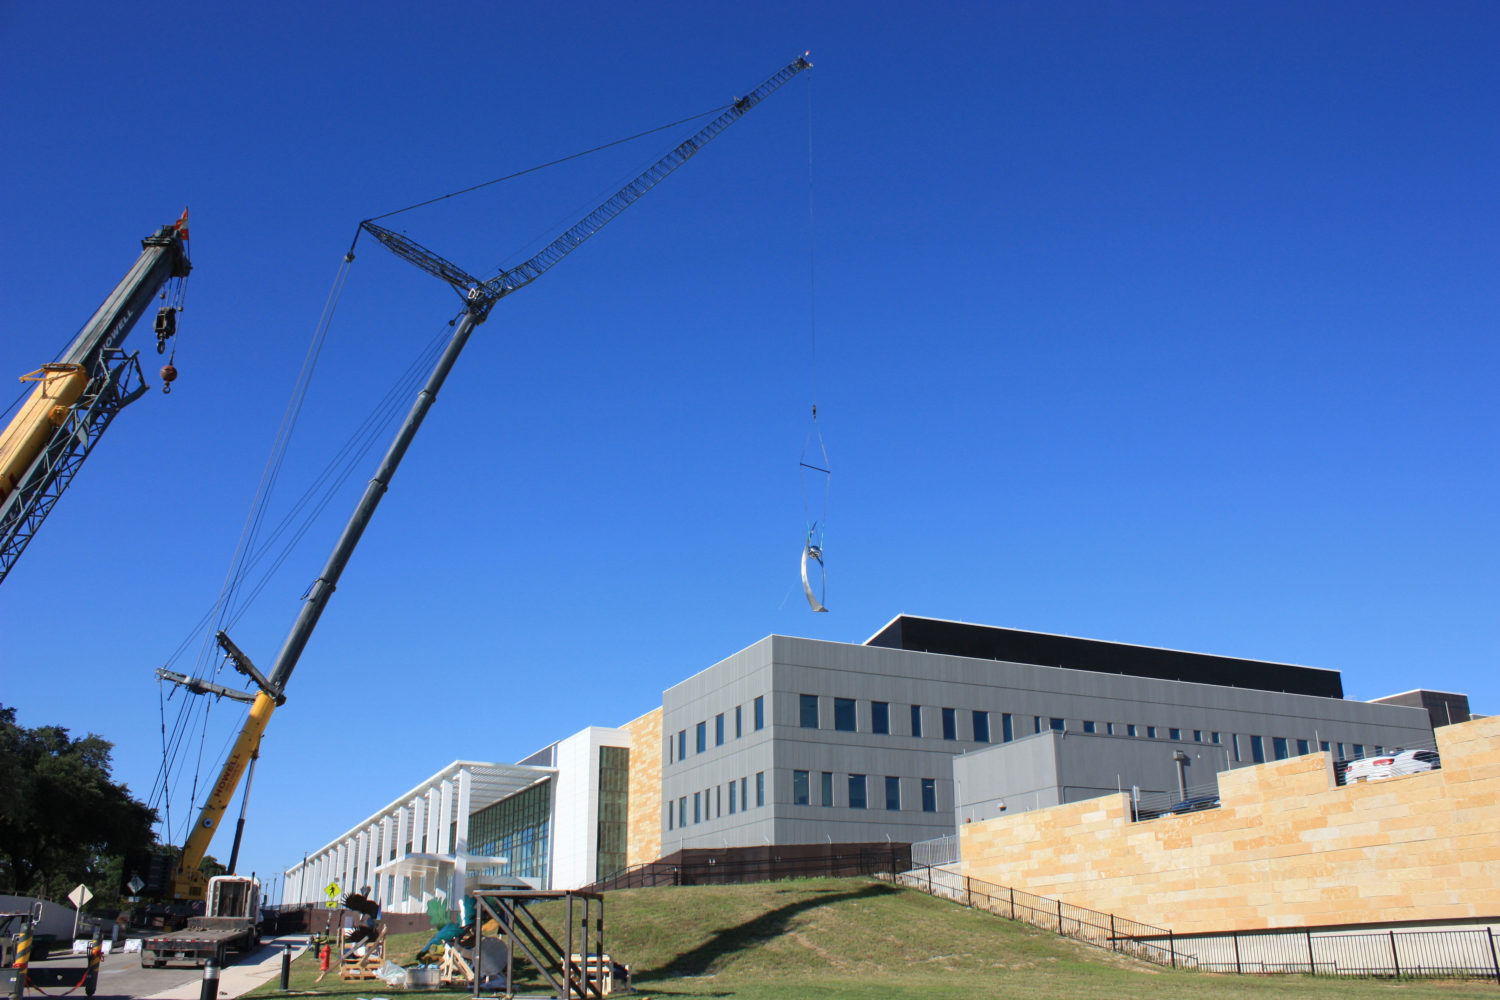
xmin=2 ymin=1 xmax=1496 ymax=897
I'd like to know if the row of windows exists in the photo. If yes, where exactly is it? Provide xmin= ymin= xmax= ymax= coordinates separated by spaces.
xmin=667 ymin=772 xmax=766 ymax=830
xmin=790 ymin=771 xmax=939 ymax=813
xmin=1240 ymin=736 xmax=1378 ymax=764
xmin=669 ymin=696 xmax=766 ymax=764
xmin=797 ymin=696 xmax=1387 ymax=762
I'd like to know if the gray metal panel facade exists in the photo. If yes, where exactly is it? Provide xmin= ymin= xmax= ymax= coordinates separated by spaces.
xmin=660 ymin=633 xmax=1436 ymax=852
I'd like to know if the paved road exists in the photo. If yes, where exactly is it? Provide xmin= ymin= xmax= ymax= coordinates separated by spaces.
xmin=23 ymin=937 xmax=309 ymax=1000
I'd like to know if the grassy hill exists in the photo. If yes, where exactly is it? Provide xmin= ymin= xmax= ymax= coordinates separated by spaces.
xmin=259 ymin=877 xmax=1495 ymax=999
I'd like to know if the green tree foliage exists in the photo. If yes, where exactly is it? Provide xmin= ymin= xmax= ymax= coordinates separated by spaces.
xmin=0 ymin=704 xmax=156 ymax=905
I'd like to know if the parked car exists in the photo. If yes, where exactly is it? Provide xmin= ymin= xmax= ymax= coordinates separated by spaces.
xmin=1343 ymin=748 xmax=1441 ymax=783
xmin=1165 ymin=795 xmax=1220 ymax=815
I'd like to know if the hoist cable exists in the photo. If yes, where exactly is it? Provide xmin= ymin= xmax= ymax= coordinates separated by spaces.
xmin=797 ymin=69 xmax=829 ymax=612
xmin=361 ymin=104 xmax=732 ymax=228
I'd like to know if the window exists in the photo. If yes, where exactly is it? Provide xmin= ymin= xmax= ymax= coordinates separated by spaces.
xmin=667 ymin=734 xmax=673 ymax=764
xmin=942 ymin=708 xmax=957 ymax=741
xmin=921 ymin=778 xmax=937 ymax=813
xmin=668 ymin=804 xmax=673 ymax=830
xmin=1353 ymin=744 xmax=1365 ymax=758
xmin=800 ymin=694 xmax=820 ymax=729
xmin=679 ymin=797 xmax=687 ymax=827
xmin=1272 ymin=736 xmax=1289 ymax=760
xmin=872 ymin=701 xmax=890 ymax=735
xmin=755 ymin=772 xmax=764 ymax=807
xmin=1002 ymin=713 xmax=1014 ymax=742
xmin=678 ymin=730 xmax=687 ymax=760
xmin=1082 ymin=720 xmax=1096 ymax=734
xmin=1106 ymin=722 xmax=1115 ymax=735
xmin=1336 ymin=742 xmax=1345 ymax=758
xmin=1192 ymin=729 xmax=1202 ymax=742
xmin=1146 ymin=725 xmax=1157 ymax=739
xmin=754 ymin=696 xmax=764 ymax=731
xmin=716 ymin=785 xmax=722 ymax=817
xmin=821 ymin=771 xmax=834 ymax=807
xmin=1034 ymin=716 xmax=1042 ymax=734
xmin=696 ymin=722 xmax=706 ymax=754
xmin=729 ymin=781 xmax=737 ymax=814
xmin=1127 ymin=724 xmax=1138 ymax=737
xmin=1233 ymin=734 xmax=1242 ymax=762
xmin=1250 ymin=735 xmax=1266 ymax=764
xmin=910 ymin=704 xmax=923 ymax=737
xmin=715 ymin=713 xmax=725 ymax=747
xmin=741 ymin=776 xmax=748 ymax=808
xmin=1296 ymin=738 xmax=1310 ymax=756
xmin=1050 ymin=717 xmax=1065 ymax=732
xmin=1169 ymin=728 xmax=1181 ymax=741
xmin=973 ymin=710 xmax=990 ymax=743
xmin=1319 ymin=740 xmax=1330 ymax=752
xmin=792 ymin=770 xmax=810 ymax=806
xmin=693 ymin=792 xmax=701 ymax=824
xmin=1212 ymin=732 xmax=1222 ymax=745
xmin=735 ymin=705 xmax=742 ymax=739
xmin=848 ymin=774 xmax=867 ymax=809
xmin=834 ymin=697 xmax=857 ymax=732
xmin=885 ymin=776 xmax=901 ymax=810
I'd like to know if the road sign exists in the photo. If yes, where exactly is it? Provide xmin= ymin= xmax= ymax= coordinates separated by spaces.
xmin=67 ymin=884 xmax=93 ymax=908
xmin=128 ymin=876 xmax=145 ymax=895
xmin=324 ymin=881 xmax=341 ymax=899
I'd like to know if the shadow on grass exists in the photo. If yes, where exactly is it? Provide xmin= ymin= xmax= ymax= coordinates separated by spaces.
xmin=641 ymin=881 xmax=899 ymax=981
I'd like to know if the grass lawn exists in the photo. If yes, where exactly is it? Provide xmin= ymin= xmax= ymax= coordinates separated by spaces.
xmin=250 ymin=878 xmax=1497 ymax=999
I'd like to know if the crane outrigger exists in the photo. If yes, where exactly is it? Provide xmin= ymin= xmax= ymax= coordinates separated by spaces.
xmin=163 ymin=55 xmax=812 ymax=901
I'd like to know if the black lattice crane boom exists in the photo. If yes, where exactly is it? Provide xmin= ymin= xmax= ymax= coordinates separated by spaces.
xmin=166 ymin=56 xmax=811 ymax=902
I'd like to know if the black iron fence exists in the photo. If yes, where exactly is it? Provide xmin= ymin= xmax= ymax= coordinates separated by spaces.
xmin=900 ymin=865 xmax=1186 ymax=968
xmin=1176 ymin=925 xmax=1500 ymax=982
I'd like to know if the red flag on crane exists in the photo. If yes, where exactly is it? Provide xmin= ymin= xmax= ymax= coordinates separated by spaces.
xmin=173 ymin=208 xmax=190 ymax=241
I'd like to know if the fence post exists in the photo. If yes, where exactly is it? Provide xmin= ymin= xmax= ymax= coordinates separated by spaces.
xmin=1233 ymin=931 xmax=1241 ymax=975
xmin=1169 ymin=931 xmax=1177 ymax=969
xmin=1306 ymin=930 xmax=1315 ymax=975
xmin=1488 ymin=928 xmax=1500 ymax=987
xmin=1057 ymin=898 xmax=1063 ymax=933
xmin=1109 ymin=914 xmax=1117 ymax=952
xmin=1009 ymin=887 xmax=1015 ymax=921
xmin=1389 ymin=930 xmax=1400 ymax=978
xmin=965 ymin=876 xmax=972 ymax=907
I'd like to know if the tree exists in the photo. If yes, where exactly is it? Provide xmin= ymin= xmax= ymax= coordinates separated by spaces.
xmin=0 ymin=704 xmax=156 ymax=905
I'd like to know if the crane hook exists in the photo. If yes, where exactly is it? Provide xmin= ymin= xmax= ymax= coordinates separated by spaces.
xmin=160 ymin=364 xmax=178 ymax=395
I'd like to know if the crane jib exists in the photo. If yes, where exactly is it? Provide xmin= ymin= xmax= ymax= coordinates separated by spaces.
xmin=171 ymin=54 xmax=810 ymax=900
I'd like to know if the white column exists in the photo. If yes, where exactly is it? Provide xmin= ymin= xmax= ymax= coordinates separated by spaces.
xmin=438 ymin=778 xmax=455 ymax=856
xmin=425 ymin=787 xmax=441 ymax=857
xmin=411 ymin=796 xmax=426 ymax=853
xmin=343 ymin=837 xmax=357 ymax=895
xmin=362 ymin=823 xmax=378 ymax=894
xmin=453 ymin=769 xmax=472 ymax=902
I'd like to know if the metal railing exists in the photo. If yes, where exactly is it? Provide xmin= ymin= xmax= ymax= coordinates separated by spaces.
xmin=899 ymin=865 xmax=1187 ymax=969
xmin=910 ymin=833 xmax=960 ymax=869
xmin=1176 ymin=925 xmax=1500 ymax=982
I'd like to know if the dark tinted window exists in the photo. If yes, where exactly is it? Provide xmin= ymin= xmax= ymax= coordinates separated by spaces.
xmin=871 ymin=701 xmax=890 ymax=734
xmin=800 ymin=694 xmax=819 ymax=729
xmin=834 ymin=697 xmax=857 ymax=732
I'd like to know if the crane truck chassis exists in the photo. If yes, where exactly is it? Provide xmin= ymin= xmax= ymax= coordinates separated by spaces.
xmin=139 ymin=875 xmax=261 ymax=968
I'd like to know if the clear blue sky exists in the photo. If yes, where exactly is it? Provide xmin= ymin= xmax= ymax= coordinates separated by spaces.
xmin=2 ymin=1 xmax=1496 ymax=898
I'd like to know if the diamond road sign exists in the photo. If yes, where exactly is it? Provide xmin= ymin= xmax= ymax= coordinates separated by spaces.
xmin=67 ymin=884 xmax=93 ymax=908
xmin=128 ymin=876 xmax=145 ymax=894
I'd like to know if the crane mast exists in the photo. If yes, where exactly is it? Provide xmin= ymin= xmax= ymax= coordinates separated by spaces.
xmin=169 ymin=56 xmax=811 ymax=901
xmin=0 ymin=216 xmax=191 ymax=584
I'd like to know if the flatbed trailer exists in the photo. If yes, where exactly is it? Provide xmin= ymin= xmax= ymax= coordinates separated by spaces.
xmin=140 ymin=875 xmax=261 ymax=968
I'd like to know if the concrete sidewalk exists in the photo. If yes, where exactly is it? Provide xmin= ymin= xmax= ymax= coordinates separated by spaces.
xmin=141 ymin=937 xmax=310 ymax=1000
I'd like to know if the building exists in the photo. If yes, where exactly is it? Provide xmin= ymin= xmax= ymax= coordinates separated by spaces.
xmin=281 ymin=615 xmax=1458 ymax=911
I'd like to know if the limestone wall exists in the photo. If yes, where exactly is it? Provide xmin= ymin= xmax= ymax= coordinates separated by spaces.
xmin=623 ymin=707 xmax=663 ymax=867
xmin=959 ymin=713 xmax=1500 ymax=933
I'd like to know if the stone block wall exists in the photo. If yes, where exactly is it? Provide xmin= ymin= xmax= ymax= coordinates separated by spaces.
xmin=623 ymin=707 xmax=662 ymax=867
xmin=959 ymin=713 xmax=1500 ymax=933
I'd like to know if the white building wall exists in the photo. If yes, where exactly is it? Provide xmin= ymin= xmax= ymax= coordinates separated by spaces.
xmin=549 ymin=726 xmax=629 ymax=889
